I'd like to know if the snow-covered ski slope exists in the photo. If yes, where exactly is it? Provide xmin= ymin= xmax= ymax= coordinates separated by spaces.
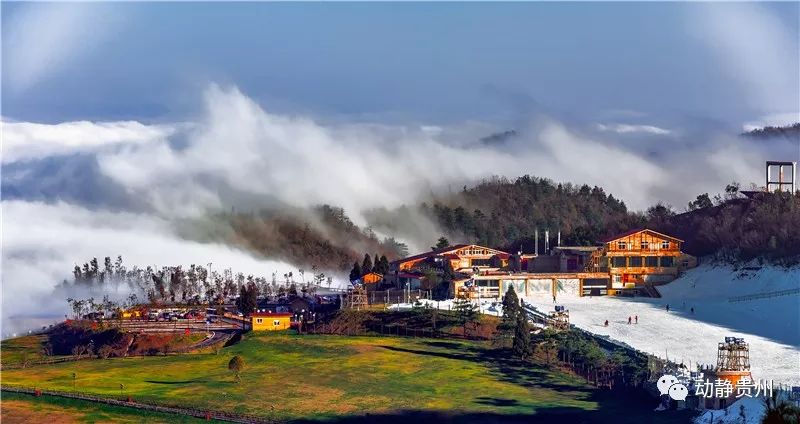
xmin=527 ymin=264 xmax=800 ymax=386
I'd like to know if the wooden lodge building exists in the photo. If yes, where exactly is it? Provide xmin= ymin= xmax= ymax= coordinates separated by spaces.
xmin=384 ymin=229 xmax=696 ymax=299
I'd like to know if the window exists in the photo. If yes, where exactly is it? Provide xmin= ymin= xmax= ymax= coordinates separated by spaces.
xmin=256 ymin=318 xmax=263 ymax=323
xmin=628 ymin=256 xmax=643 ymax=267
xmin=611 ymin=257 xmax=627 ymax=268
xmin=617 ymin=241 xmax=627 ymax=250
xmin=660 ymin=256 xmax=674 ymax=267
xmin=471 ymin=258 xmax=492 ymax=267
xmin=641 ymin=241 xmax=649 ymax=250
xmin=645 ymin=256 xmax=659 ymax=267
xmin=661 ymin=240 xmax=670 ymax=249
xmin=273 ymin=320 xmax=281 ymax=326
xmin=476 ymin=280 xmax=500 ymax=287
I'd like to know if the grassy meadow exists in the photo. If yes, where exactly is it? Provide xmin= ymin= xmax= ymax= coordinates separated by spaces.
xmin=1 ymin=335 xmax=52 ymax=365
xmin=1 ymin=391 xmax=210 ymax=423
xmin=1 ymin=332 xmax=692 ymax=423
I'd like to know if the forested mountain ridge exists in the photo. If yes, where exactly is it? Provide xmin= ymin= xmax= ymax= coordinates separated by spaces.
xmin=741 ymin=122 xmax=800 ymax=140
xmin=209 ymin=205 xmax=406 ymax=272
xmin=200 ymin=176 xmax=800 ymax=271
xmin=420 ymin=176 xmax=643 ymax=249
xmin=421 ymin=176 xmax=799 ymax=262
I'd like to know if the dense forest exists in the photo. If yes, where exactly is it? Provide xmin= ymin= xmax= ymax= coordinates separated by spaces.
xmin=204 ymin=176 xmax=799 ymax=270
xmin=653 ymin=191 xmax=800 ymax=262
xmin=420 ymin=176 xmax=643 ymax=250
xmin=214 ymin=205 xmax=407 ymax=271
xmin=422 ymin=176 xmax=799 ymax=262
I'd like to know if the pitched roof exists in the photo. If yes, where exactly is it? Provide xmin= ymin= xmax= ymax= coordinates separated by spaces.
xmin=390 ymin=244 xmax=511 ymax=265
xmin=390 ymin=244 xmax=470 ymax=265
xmin=601 ymin=228 xmax=683 ymax=243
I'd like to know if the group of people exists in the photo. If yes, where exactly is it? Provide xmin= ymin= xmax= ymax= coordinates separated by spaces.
xmin=603 ymin=314 xmax=638 ymax=326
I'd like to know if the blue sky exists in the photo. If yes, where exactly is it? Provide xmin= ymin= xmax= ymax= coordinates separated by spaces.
xmin=3 ymin=2 xmax=798 ymax=127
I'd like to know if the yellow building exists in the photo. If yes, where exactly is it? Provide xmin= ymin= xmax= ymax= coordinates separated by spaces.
xmin=251 ymin=312 xmax=292 ymax=331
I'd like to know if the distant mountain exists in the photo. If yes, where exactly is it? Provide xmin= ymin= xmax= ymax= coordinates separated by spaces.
xmin=479 ymin=130 xmax=518 ymax=145
xmin=741 ymin=122 xmax=800 ymax=139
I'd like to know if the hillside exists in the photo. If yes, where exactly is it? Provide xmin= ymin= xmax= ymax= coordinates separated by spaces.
xmin=1 ymin=333 xmax=693 ymax=423
xmin=652 ymin=192 xmax=800 ymax=261
xmin=527 ymin=264 xmax=800 ymax=386
xmin=189 ymin=205 xmax=407 ymax=272
xmin=413 ymin=177 xmax=800 ymax=262
xmin=210 ymin=177 xmax=800 ymax=269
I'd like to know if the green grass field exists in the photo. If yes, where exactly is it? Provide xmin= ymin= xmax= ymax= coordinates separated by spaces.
xmin=1 ymin=391 xmax=211 ymax=423
xmin=1 ymin=335 xmax=54 ymax=365
xmin=1 ymin=332 xmax=692 ymax=423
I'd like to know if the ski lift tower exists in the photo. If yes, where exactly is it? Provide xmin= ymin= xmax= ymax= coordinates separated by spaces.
xmin=715 ymin=337 xmax=752 ymax=388
xmin=704 ymin=337 xmax=752 ymax=409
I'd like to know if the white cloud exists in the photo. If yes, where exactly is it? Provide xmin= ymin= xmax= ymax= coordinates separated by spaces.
xmin=689 ymin=3 xmax=800 ymax=115
xmin=2 ymin=3 xmax=123 ymax=92
xmin=0 ymin=200 xmax=304 ymax=336
xmin=90 ymin=84 xmax=670 ymax=219
xmin=596 ymin=123 xmax=672 ymax=135
xmin=1 ymin=119 xmax=175 ymax=163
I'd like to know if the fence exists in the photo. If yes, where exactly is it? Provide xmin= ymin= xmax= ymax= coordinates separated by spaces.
xmin=364 ymin=289 xmax=431 ymax=307
xmin=1 ymin=355 xmax=88 ymax=371
xmin=1 ymin=385 xmax=273 ymax=423
xmin=728 ymin=288 xmax=800 ymax=303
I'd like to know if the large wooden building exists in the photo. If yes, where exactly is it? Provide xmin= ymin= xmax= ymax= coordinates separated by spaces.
xmin=601 ymin=228 xmax=696 ymax=289
xmin=385 ymin=244 xmax=511 ymax=289
xmin=384 ymin=228 xmax=695 ymax=299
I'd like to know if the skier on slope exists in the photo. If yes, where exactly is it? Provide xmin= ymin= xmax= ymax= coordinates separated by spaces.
xmin=628 ymin=316 xmax=632 ymax=324
xmin=634 ymin=315 xmax=638 ymax=324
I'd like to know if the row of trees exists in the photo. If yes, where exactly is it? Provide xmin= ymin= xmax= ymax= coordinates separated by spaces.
xmin=62 ymin=256 xmax=330 ymax=316
xmin=348 ymin=253 xmax=390 ymax=282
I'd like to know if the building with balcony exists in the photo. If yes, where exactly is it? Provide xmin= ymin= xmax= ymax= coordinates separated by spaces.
xmin=601 ymin=228 xmax=695 ymax=289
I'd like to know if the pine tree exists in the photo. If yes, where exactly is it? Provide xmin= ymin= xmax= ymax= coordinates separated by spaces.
xmin=373 ymin=254 xmax=380 ymax=272
xmin=349 ymin=262 xmax=362 ymax=282
xmin=361 ymin=254 xmax=373 ymax=275
xmin=513 ymin=312 xmax=531 ymax=359
xmin=432 ymin=236 xmax=450 ymax=250
xmin=453 ymin=297 xmax=478 ymax=337
xmin=378 ymin=255 xmax=389 ymax=274
xmin=494 ymin=286 xmax=520 ymax=347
